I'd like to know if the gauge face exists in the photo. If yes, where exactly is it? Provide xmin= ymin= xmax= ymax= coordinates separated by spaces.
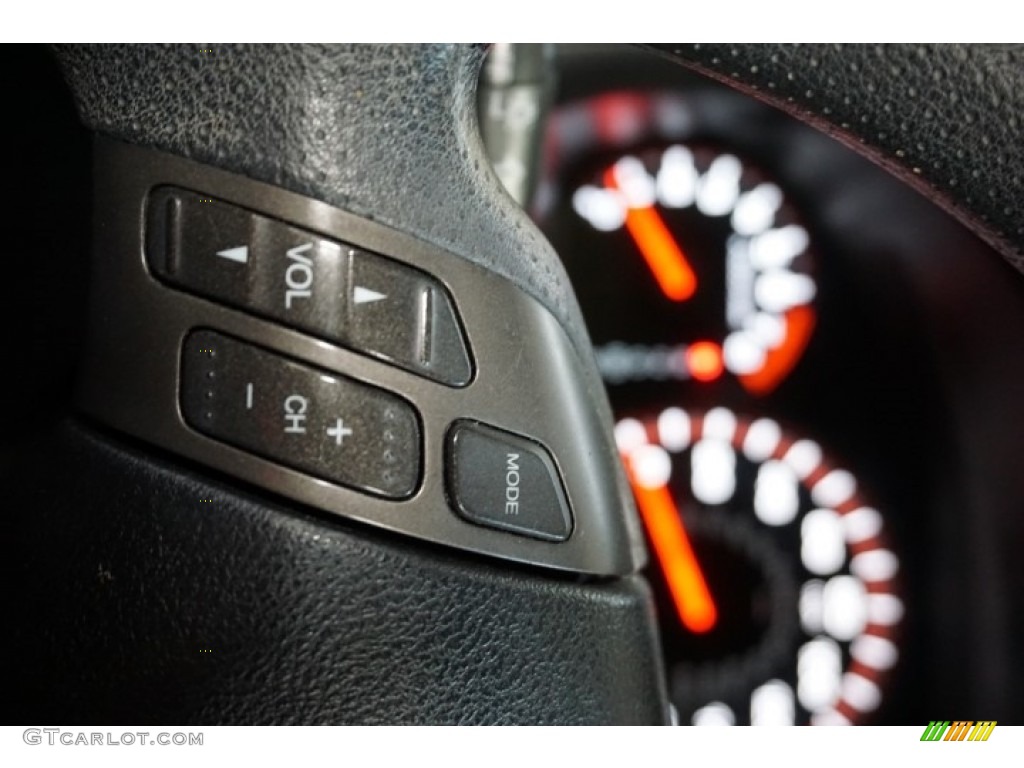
xmin=615 ymin=408 xmax=902 ymax=726
xmin=543 ymin=115 xmax=816 ymax=398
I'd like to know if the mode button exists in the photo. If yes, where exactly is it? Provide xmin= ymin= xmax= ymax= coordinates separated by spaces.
xmin=446 ymin=421 xmax=573 ymax=542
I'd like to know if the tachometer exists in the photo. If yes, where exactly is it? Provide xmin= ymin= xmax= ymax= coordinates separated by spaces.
xmin=615 ymin=407 xmax=902 ymax=725
xmin=541 ymin=94 xmax=816 ymax=396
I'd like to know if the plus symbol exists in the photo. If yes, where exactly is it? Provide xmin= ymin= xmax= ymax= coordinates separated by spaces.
xmin=326 ymin=418 xmax=354 ymax=447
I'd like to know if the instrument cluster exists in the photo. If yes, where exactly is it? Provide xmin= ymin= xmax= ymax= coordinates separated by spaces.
xmin=529 ymin=45 xmax=1024 ymax=725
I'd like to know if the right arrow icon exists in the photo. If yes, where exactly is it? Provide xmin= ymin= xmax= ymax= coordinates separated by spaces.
xmin=353 ymin=286 xmax=387 ymax=305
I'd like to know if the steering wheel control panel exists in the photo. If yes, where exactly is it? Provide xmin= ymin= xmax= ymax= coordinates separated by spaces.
xmin=76 ymin=138 xmax=641 ymax=577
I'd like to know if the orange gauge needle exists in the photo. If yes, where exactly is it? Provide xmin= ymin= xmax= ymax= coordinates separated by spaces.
xmin=738 ymin=305 xmax=817 ymax=396
xmin=604 ymin=168 xmax=697 ymax=302
xmin=626 ymin=464 xmax=718 ymax=634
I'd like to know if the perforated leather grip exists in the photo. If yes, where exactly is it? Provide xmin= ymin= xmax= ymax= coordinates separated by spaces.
xmin=651 ymin=44 xmax=1024 ymax=273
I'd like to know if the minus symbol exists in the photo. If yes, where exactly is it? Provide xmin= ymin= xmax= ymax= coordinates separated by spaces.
xmin=245 ymin=383 xmax=253 ymax=410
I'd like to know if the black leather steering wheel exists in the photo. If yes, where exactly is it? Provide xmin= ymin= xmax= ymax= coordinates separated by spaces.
xmin=6 ymin=43 xmax=1022 ymax=725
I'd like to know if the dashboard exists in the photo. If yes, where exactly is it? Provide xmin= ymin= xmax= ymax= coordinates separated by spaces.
xmin=523 ymin=45 xmax=1024 ymax=725
xmin=4 ymin=43 xmax=1024 ymax=727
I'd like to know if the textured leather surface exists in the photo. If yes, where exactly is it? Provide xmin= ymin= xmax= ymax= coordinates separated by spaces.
xmin=52 ymin=44 xmax=593 ymax=358
xmin=652 ymin=44 xmax=1024 ymax=273
xmin=4 ymin=422 xmax=667 ymax=725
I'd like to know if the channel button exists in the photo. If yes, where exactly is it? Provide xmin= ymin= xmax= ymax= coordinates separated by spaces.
xmin=181 ymin=330 xmax=421 ymax=499
xmin=446 ymin=421 xmax=573 ymax=542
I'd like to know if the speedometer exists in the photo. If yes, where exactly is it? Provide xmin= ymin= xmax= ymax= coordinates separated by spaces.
xmin=615 ymin=408 xmax=903 ymax=725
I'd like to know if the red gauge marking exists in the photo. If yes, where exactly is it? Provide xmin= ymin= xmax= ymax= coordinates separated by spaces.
xmin=739 ymin=305 xmax=817 ymax=396
xmin=590 ymin=92 xmax=650 ymax=145
xmin=603 ymin=168 xmax=697 ymax=301
xmin=625 ymin=464 xmax=718 ymax=634
xmin=686 ymin=341 xmax=724 ymax=382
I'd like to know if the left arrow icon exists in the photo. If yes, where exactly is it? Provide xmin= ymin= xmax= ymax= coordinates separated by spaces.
xmin=215 ymin=246 xmax=249 ymax=264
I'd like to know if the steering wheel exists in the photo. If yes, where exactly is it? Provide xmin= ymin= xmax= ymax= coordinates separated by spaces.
xmin=7 ymin=44 xmax=1021 ymax=724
